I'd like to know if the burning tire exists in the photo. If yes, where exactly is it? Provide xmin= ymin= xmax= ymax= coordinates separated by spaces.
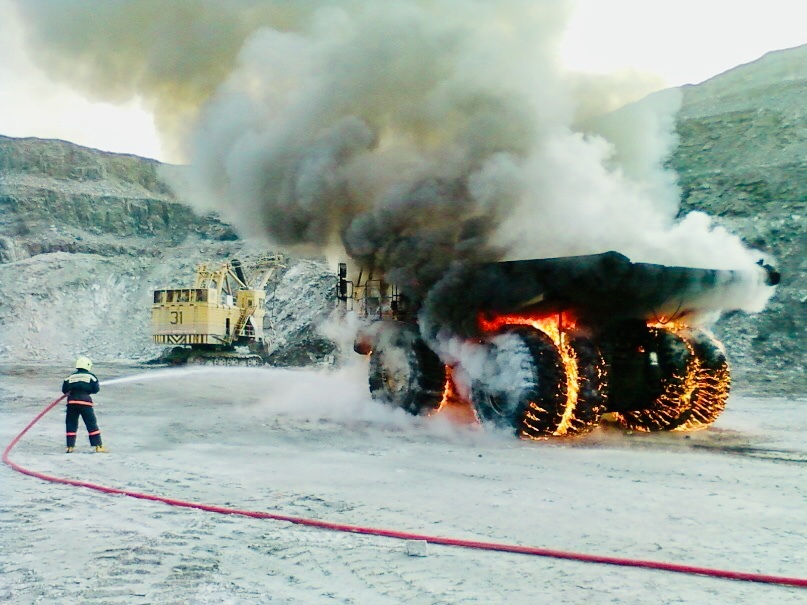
xmin=368 ymin=323 xmax=446 ymax=415
xmin=674 ymin=329 xmax=731 ymax=430
xmin=614 ymin=327 xmax=695 ymax=432
xmin=562 ymin=334 xmax=608 ymax=435
xmin=470 ymin=326 xmax=567 ymax=438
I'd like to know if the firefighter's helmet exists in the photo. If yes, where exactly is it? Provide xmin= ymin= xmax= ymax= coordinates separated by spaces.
xmin=75 ymin=356 xmax=93 ymax=371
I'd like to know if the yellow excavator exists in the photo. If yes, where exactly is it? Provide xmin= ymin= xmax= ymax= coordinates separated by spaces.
xmin=151 ymin=255 xmax=284 ymax=365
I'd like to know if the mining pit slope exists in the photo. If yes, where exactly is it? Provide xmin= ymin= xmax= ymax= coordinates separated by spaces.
xmin=670 ymin=44 xmax=806 ymax=396
xmin=0 ymin=136 xmax=338 ymax=367
xmin=0 ymin=45 xmax=804 ymax=395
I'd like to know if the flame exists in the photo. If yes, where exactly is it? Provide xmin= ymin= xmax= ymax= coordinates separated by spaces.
xmin=478 ymin=313 xmax=581 ymax=438
xmin=647 ymin=319 xmax=689 ymax=332
xmin=615 ymin=324 xmax=731 ymax=432
xmin=478 ymin=314 xmax=730 ymax=436
xmin=437 ymin=315 xmax=729 ymax=436
xmin=673 ymin=330 xmax=731 ymax=431
xmin=436 ymin=366 xmax=461 ymax=411
xmin=431 ymin=366 xmax=478 ymax=424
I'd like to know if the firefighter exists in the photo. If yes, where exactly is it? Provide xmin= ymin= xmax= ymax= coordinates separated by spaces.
xmin=62 ymin=356 xmax=107 ymax=453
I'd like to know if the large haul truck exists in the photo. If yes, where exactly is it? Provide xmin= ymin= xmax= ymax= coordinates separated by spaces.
xmin=338 ymin=251 xmax=779 ymax=439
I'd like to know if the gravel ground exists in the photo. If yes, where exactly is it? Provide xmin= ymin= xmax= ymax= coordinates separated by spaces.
xmin=1 ymin=362 xmax=805 ymax=604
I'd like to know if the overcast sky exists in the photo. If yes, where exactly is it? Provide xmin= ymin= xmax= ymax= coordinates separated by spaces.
xmin=0 ymin=0 xmax=804 ymax=162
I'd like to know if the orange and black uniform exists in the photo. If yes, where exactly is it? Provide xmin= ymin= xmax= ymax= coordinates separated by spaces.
xmin=62 ymin=368 xmax=102 ymax=448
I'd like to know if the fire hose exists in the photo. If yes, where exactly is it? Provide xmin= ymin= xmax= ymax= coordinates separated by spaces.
xmin=4 ymin=394 xmax=806 ymax=589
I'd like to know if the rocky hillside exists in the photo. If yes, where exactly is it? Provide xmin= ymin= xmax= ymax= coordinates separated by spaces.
xmin=0 ymin=135 xmax=337 ymax=366
xmin=0 ymin=136 xmax=236 ymax=260
xmin=0 ymin=46 xmax=804 ymax=395
xmin=671 ymin=44 xmax=805 ymax=394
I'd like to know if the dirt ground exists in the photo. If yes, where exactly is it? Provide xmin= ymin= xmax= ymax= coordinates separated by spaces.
xmin=1 ymin=362 xmax=805 ymax=604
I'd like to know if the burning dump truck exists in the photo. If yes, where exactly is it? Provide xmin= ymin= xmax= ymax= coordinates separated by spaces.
xmin=338 ymin=251 xmax=779 ymax=439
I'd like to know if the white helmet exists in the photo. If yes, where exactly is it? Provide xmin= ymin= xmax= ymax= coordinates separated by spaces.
xmin=75 ymin=356 xmax=93 ymax=371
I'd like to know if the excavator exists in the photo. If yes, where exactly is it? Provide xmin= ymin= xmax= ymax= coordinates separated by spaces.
xmin=151 ymin=256 xmax=284 ymax=365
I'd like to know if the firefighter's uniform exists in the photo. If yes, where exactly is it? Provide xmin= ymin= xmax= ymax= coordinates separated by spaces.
xmin=62 ymin=356 xmax=105 ymax=452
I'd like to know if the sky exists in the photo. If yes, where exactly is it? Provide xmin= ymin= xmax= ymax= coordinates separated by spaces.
xmin=0 ymin=0 xmax=804 ymax=163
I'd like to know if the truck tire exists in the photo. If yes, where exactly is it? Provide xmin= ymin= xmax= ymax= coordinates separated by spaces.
xmin=470 ymin=326 xmax=567 ymax=438
xmin=614 ymin=327 xmax=695 ymax=432
xmin=563 ymin=334 xmax=608 ymax=435
xmin=675 ymin=329 xmax=731 ymax=430
xmin=368 ymin=323 xmax=446 ymax=415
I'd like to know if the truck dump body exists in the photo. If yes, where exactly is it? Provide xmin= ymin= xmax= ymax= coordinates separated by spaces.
xmin=426 ymin=251 xmax=775 ymax=337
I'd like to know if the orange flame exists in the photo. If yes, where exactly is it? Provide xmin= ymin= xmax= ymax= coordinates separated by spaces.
xmin=673 ymin=329 xmax=731 ymax=431
xmin=473 ymin=314 xmax=729 ymax=435
xmin=615 ymin=324 xmax=731 ymax=432
xmin=479 ymin=312 xmax=576 ymax=336
xmin=478 ymin=312 xmax=581 ymax=437
xmin=432 ymin=367 xmax=478 ymax=424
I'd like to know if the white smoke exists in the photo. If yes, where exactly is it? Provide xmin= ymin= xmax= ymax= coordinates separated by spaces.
xmin=11 ymin=0 xmax=774 ymax=309
xmin=100 ymin=364 xmax=493 ymax=440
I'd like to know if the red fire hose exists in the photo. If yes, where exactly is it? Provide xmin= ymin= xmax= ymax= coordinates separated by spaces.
xmin=4 ymin=394 xmax=806 ymax=589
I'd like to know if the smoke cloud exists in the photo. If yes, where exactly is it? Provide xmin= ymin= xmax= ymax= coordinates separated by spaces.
xmin=12 ymin=0 xmax=773 ymax=309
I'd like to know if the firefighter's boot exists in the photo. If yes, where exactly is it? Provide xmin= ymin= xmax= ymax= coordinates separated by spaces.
xmin=94 ymin=445 xmax=108 ymax=453
xmin=65 ymin=446 xmax=74 ymax=454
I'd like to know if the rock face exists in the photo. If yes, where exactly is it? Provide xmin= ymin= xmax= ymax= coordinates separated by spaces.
xmin=0 ymin=135 xmax=237 ymax=262
xmin=0 ymin=46 xmax=803 ymax=395
xmin=0 ymin=136 xmax=336 ymax=365
xmin=670 ymin=45 xmax=805 ymax=395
